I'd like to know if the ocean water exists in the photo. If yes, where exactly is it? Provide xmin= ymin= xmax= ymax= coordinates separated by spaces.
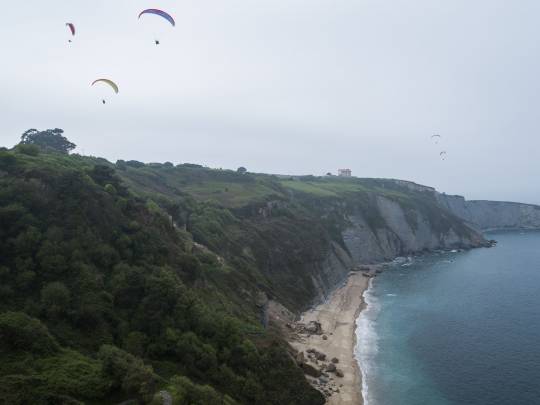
xmin=356 ymin=231 xmax=540 ymax=405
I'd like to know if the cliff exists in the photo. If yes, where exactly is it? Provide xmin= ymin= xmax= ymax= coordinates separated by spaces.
xmin=371 ymin=178 xmax=540 ymax=231
xmin=117 ymin=169 xmax=488 ymax=308
xmin=436 ymin=193 xmax=540 ymax=230
xmin=342 ymin=195 xmax=485 ymax=264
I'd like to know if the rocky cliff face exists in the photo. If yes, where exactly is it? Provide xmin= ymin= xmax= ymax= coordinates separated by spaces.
xmin=436 ymin=193 xmax=540 ymax=230
xmin=237 ymin=192 xmax=488 ymax=309
xmin=309 ymin=242 xmax=353 ymax=300
xmin=341 ymin=196 xmax=486 ymax=264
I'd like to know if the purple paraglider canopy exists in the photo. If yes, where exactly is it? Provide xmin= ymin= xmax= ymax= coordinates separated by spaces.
xmin=138 ymin=9 xmax=175 ymax=27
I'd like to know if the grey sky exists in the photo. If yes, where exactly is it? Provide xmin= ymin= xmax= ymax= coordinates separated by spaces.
xmin=2 ymin=1 xmax=540 ymax=203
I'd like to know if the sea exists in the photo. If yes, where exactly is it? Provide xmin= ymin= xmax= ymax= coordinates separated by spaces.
xmin=356 ymin=230 xmax=540 ymax=405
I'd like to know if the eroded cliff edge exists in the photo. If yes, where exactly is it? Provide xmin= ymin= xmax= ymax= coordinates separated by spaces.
xmin=120 ymin=167 xmax=490 ymax=309
xmin=436 ymin=193 xmax=540 ymax=230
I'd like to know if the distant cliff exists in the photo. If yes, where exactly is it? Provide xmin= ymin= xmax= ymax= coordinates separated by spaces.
xmin=436 ymin=194 xmax=540 ymax=231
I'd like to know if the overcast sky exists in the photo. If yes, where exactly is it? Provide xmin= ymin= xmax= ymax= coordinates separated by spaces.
xmin=1 ymin=1 xmax=540 ymax=203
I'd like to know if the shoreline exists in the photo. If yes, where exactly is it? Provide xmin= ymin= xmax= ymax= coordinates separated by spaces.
xmin=288 ymin=270 xmax=376 ymax=404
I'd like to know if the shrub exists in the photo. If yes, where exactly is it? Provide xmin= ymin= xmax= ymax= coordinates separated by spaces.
xmin=166 ymin=375 xmax=237 ymax=405
xmin=15 ymin=144 xmax=40 ymax=156
xmin=98 ymin=344 xmax=158 ymax=402
xmin=0 ymin=312 xmax=59 ymax=355
xmin=35 ymin=349 xmax=110 ymax=399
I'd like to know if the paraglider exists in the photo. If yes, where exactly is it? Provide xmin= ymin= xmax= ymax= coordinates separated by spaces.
xmin=138 ymin=9 xmax=175 ymax=45
xmin=66 ymin=23 xmax=75 ymax=43
xmin=91 ymin=79 xmax=119 ymax=104
xmin=440 ymin=151 xmax=447 ymax=160
xmin=138 ymin=9 xmax=176 ymax=26
xmin=431 ymin=134 xmax=441 ymax=144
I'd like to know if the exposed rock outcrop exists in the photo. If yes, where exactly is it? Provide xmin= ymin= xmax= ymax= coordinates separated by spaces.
xmin=436 ymin=193 xmax=540 ymax=230
xmin=342 ymin=196 xmax=485 ymax=264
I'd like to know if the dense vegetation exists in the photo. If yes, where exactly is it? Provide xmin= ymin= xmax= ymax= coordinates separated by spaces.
xmin=0 ymin=145 xmax=323 ymax=404
xmin=0 ymin=130 xmax=480 ymax=404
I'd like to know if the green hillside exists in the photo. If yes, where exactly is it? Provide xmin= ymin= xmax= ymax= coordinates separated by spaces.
xmin=0 ymin=135 xmax=483 ymax=404
xmin=0 ymin=148 xmax=323 ymax=405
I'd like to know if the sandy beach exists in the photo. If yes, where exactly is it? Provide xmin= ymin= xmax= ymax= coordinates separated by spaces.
xmin=288 ymin=271 xmax=373 ymax=404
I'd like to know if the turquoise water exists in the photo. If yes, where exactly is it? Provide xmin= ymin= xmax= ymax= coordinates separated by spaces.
xmin=356 ymin=231 xmax=540 ymax=405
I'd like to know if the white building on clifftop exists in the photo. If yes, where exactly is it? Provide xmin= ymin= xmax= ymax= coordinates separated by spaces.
xmin=338 ymin=168 xmax=352 ymax=177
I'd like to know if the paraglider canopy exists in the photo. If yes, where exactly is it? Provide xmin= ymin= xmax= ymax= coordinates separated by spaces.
xmin=138 ymin=9 xmax=175 ymax=26
xmin=91 ymin=79 xmax=119 ymax=94
xmin=66 ymin=23 xmax=75 ymax=36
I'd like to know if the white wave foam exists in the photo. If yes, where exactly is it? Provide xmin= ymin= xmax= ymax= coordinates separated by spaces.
xmin=355 ymin=278 xmax=380 ymax=405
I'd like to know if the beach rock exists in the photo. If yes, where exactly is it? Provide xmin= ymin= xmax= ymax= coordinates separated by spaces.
xmin=319 ymin=376 xmax=329 ymax=384
xmin=326 ymin=363 xmax=336 ymax=372
xmin=314 ymin=351 xmax=326 ymax=361
xmin=302 ymin=363 xmax=322 ymax=378
xmin=331 ymin=357 xmax=339 ymax=364
xmin=322 ymin=334 xmax=328 ymax=340
xmin=295 ymin=351 xmax=305 ymax=365
xmin=335 ymin=369 xmax=344 ymax=378
xmin=304 ymin=321 xmax=322 ymax=334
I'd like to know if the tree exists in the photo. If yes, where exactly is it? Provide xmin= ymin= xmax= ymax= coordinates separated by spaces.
xmin=237 ymin=167 xmax=247 ymax=174
xmin=98 ymin=344 xmax=157 ymax=402
xmin=20 ymin=128 xmax=76 ymax=154
xmin=0 ymin=312 xmax=59 ymax=355
xmin=41 ymin=282 xmax=71 ymax=316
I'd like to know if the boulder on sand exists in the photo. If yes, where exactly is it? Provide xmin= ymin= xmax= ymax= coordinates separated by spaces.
xmin=315 ymin=351 xmax=326 ymax=361
xmin=302 ymin=362 xmax=322 ymax=378
xmin=295 ymin=351 xmax=305 ymax=365
xmin=305 ymin=321 xmax=323 ymax=334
